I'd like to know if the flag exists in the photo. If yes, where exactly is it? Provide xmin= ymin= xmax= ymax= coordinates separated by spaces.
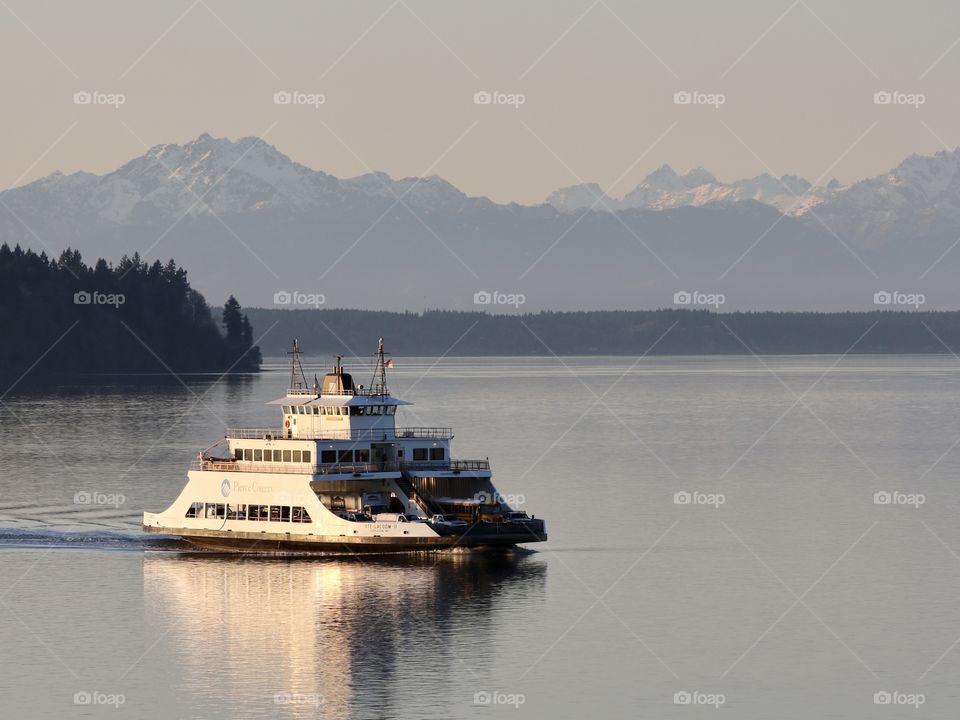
xmin=384 ymin=359 xmax=394 ymax=368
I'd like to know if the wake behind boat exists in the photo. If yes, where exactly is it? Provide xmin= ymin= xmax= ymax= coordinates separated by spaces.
xmin=143 ymin=339 xmax=547 ymax=552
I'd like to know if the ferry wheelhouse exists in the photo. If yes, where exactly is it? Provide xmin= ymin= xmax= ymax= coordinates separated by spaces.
xmin=143 ymin=339 xmax=547 ymax=552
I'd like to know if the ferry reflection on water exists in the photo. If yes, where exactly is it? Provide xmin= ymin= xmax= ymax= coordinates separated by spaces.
xmin=143 ymin=550 xmax=546 ymax=719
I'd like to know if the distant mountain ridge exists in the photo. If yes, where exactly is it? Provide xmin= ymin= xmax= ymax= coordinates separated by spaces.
xmin=5 ymin=134 xmax=960 ymax=312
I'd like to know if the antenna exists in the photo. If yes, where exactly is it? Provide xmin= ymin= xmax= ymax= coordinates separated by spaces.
xmin=288 ymin=338 xmax=308 ymax=391
xmin=369 ymin=337 xmax=391 ymax=395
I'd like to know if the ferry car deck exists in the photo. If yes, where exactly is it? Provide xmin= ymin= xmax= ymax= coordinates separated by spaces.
xmin=142 ymin=339 xmax=547 ymax=553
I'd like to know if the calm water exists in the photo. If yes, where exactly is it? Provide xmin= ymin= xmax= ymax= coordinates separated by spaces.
xmin=3 ymin=355 xmax=960 ymax=718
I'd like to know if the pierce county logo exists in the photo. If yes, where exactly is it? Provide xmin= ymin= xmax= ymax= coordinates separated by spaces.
xmin=221 ymin=479 xmax=231 ymax=497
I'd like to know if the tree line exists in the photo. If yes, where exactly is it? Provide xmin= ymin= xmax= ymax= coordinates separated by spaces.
xmin=0 ymin=245 xmax=261 ymax=378
xmin=244 ymin=307 xmax=960 ymax=357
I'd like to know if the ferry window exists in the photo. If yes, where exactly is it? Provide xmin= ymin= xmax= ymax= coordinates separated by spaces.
xmin=413 ymin=448 xmax=428 ymax=461
xmin=280 ymin=506 xmax=291 ymax=522
xmin=283 ymin=450 xmax=292 ymax=462
xmin=302 ymin=450 xmax=311 ymax=463
xmin=206 ymin=503 xmax=225 ymax=519
xmin=313 ymin=407 xmax=320 ymax=415
xmin=273 ymin=450 xmax=282 ymax=462
xmin=292 ymin=507 xmax=311 ymax=523
xmin=321 ymin=450 xmax=336 ymax=463
xmin=185 ymin=502 xmax=202 ymax=518
xmin=243 ymin=449 xmax=253 ymax=462
xmin=339 ymin=449 xmax=353 ymax=463
xmin=234 ymin=448 xmax=243 ymax=460
xmin=340 ymin=407 xmax=348 ymax=416
xmin=254 ymin=449 xmax=263 ymax=462
xmin=351 ymin=406 xmax=363 ymax=416
xmin=397 ymin=448 xmax=404 ymax=459
xmin=386 ymin=405 xmax=397 ymax=415
xmin=292 ymin=450 xmax=302 ymax=463
xmin=270 ymin=506 xmax=281 ymax=521
xmin=430 ymin=448 xmax=445 ymax=461
xmin=355 ymin=448 xmax=370 ymax=462
xmin=281 ymin=406 xmax=288 ymax=414
xmin=249 ymin=505 xmax=268 ymax=521
xmin=227 ymin=504 xmax=246 ymax=520
xmin=320 ymin=406 xmax=328 ymax=415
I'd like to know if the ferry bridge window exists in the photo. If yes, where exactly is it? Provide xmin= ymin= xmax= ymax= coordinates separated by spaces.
xmin=430 ymin=448 xmax=445 ymax=461
xmin=234 ymin=448 xmax=243 ymax=461
xmin=243 ymin=449 xmax=253 ymax=462
xmin=273 ymin=450 xmax=282 ymax=462
xmin=355 ymin=448 xmax=370 ymax=463
xmin=302 ymin=450 xmax=312 ymax=463
xmin=339 ymin=449 xmax=354 ymax=463
xmin=321 ymin=450 xmax=336 ymax=463
xmin=313 ymin=407 xmax=319 ymax=415
xmin=254 ymin=449 xmax=263 ymax=462
xmin=386 ymin=406 xmax=397 ymax=415
xmin=283 ymin=450 xmax=292 ymax=462
xmin=413 ymin=448 xmax=428 ymax=461
xmin=185 ymin=502 xmax=203 ymax=518
xmin=292 ymin=450 xmax=302 ymax=463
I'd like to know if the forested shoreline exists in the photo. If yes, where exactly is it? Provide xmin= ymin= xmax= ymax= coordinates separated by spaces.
xmin=0 ymin=245 xmax=260 ymax=377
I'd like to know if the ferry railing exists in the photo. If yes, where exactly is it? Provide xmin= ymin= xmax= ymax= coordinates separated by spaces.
xmin=191 ymin=458 xmax=489 ymax=474
xmin=224 ymin=427 xmax=453 ymax=440
xmin=191 ymin=458 xmax=403 ymax=475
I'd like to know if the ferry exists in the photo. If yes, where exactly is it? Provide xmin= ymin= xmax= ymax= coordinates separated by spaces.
xmin=143 ymin=339 xmax=547 ymax=552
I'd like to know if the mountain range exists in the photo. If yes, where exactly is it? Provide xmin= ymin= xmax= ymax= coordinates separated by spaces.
xmin=4 ymin=133 xmax=960 ymax=313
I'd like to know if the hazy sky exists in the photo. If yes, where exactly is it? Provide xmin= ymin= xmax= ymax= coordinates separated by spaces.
xmin=2 ymin=0 xmax=960 ymax=204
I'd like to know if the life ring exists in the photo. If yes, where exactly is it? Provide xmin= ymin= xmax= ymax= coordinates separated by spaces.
xmin=284 ymin=420 xmax=290 ymax=428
